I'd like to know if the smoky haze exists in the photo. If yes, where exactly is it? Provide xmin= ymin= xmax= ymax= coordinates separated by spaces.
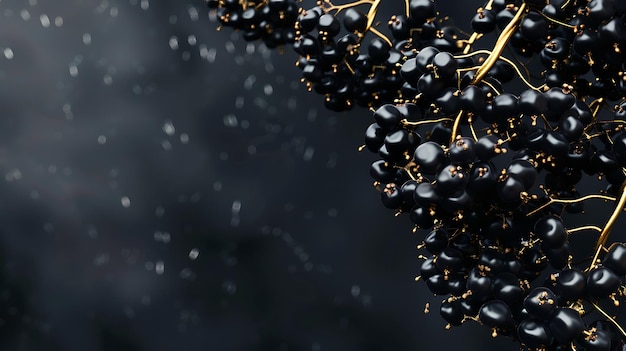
xmin=0 ymin=0 xmax=612 ymax=350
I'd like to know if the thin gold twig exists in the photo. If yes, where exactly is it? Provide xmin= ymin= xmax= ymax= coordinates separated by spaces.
xmin=527 ymin=194 xmax=617 ymax=217
xmin=596 ymin=179 xmax=626 ymax=249
xmin=472 ymin=3 xmax=527 ymax=84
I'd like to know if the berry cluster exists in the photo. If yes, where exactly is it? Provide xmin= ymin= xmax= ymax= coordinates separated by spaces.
xmin=292 ymin=0 xmax=472 ymax=111
xmin=207 ymin=0 xmax=626 ymax=349
xmin=207 ymin=0 xmax=299 ymax=48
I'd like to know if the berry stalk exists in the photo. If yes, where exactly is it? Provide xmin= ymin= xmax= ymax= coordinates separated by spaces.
xmin=451 ymin=3 xmax=527 ymax=144
xmin=597 ymin=179 xmax=626 ymax=250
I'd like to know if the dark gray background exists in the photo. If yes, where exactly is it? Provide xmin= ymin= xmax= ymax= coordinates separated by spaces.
xmin=0 ymin=0 xmax=616 ymax=350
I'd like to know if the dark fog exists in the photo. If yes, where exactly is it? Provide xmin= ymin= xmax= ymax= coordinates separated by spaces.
xmin=0 ymin=0 xmax=616 ymax=350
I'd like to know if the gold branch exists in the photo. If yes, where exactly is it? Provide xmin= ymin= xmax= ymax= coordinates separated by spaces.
xmin=527 ymin=194 xmax=617 ymax=217
xmin=596 ymin=179 xmax=626 ymax=249
xmin=472 ymin=3 xmax=527 ymax=84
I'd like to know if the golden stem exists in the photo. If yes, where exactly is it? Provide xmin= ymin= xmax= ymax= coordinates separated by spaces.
xmin=469 ymin=118 xmax=479 ymax=141
xmin=496 ymin=55 xmax=543 ymax=91
xmin=364 ymin=0 xmax=381 ymax=32
xmin=480 ymin=79 xmax=501 ymax=95
xmin=463 ymin=32 xmax=482 ymax=54
xmin=472 ymin=3 xmax=527 ymax=85
xmin=594 ymin=119 xmax=626 ymax=125
xmin=456 ymin=50 xmax=542 ymax=91
xmin=527 ymin=194 xmax=617 ymax=217
xmin=596 ymin=179 xmax=626 ymax=250
xmin=589 ymin=244 xmax=604 ymax=271
xmin=568 ymin=225 xmax=602 ymax=234
xmin=450 ymin=110 xmax=465 ymax=144
xmin=401 ymin=117 xmax=454 ymax=126
xmin=321 ymin=0 xmax=376 ymax=14
xmin=589 ymin=301 xmax=626 ymax=338
xmin=454 ymin=49 xmax=493 ymax=59
xmin=537 ymin=10 xmax=576 ymax=29
xmin=368 ymin=26 xmax=393 ymax=47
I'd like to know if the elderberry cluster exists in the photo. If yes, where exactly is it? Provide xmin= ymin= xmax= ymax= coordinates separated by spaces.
xmin=207 ymin=0 xmax=626 ymax=349
xmin=292 ymin=0 xmax=471 ymax=111
xmin=207 ymin=0 xmax=299 ymax=48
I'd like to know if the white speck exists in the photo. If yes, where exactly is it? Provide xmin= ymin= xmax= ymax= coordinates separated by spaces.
xmin=264 ymin=84 xmax=273 ymax=95
xmin=169 ymin=36 xmax=179 ymax=50
xmin=231 ymin=200 xmax=241 ymax=227
xmin=187 ymin=35 xmax=196 ymax=46
xmin=206 ymin=47 xmax=216 ymax=63
xmin=225 ymin=41 xmax=235 ymax=54
xmin=232 ymin=200 xmax=241 ymax=213
xmin=162 ymin=121 xmax=175 ymax=136
xmin=188 ymin=248 xmax=199 ymax=260
xmin=110 ymin=7 xmax=118 ymax=17
xmin=39 ymin=14 xmax=50 ymax=27
xmin=97 ymin=135 xmax=107 ymax=144
xmin=223 ymin=114 xmax=238 ymax=127
xmin=3 ymin=48 xmax=13 ymax=60
xmin=29 ymin=0 xmax=37 ymax=6
xmin=54 ymin=16 xmax=63 ymax=27
xmin=351 ymin=285 xmax=360 ymax=297
xmin=83 ymin=33 xmax=91 ymax=45
xmin=246 ymin=42 xmax=255 ymax=55
xmin=303 ymin=147 xmax=314 ymax=161
xmin=155 ymin=261 xmax=164 ymax=275
xmin=69 ymin=64 xmax=78 ymax=77
xmin=154 ymin=231 xmax=171 ymax=243
xmin=243 ymin=75 xmax=256 ymax=90
xmin=103 ymin=74 xmax=113 ymax=85
xmin=179 ymin=268 xmax=195 ymax=280
xmin=187 ymin=6 xmax=199 ymax=21
xmin=20 ymin=9 xmax=30 ymax=20
xmin=161 ymin=140 xmax=172 ymax=151
xmin=140 ymin=0 xmax=149 ymax=10
xmin=5 ymin=168 xmax=22 ymax=181
xmin=235 ymin=96 xmax=244 ymax=109
xmin=180 ymin=133 xmax=189 ymax=144
xmin=121 ymin=196 xmax=131 ymax=207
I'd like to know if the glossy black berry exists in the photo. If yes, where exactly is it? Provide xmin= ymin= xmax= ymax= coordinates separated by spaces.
xmin=524 ymin=287 xmax=557 ymax=320
xmin=478 ymin=300 xmax=513 ymax=328
xmin=518 ymin=318 xmax=553 ymax=348
xmin=602 ymin=243 xmax=626 ymax=275
xmin=548 ymin=307 xmax=585 ymax=345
